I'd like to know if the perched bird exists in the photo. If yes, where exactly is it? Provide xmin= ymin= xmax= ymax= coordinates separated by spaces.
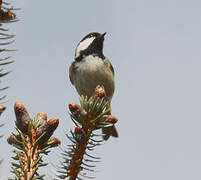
xmin=69 ymin=32 xmax=118 ymax=140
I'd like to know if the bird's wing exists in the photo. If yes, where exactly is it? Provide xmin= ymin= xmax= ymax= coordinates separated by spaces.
xmin=69 ymin=62 xmax=75 ymax=85
xmin=104 ymin=58 xmax=115 ymax=76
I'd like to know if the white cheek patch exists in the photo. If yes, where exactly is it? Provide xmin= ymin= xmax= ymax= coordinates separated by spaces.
xmin=75 ymin=37 xmax=95 ymax=58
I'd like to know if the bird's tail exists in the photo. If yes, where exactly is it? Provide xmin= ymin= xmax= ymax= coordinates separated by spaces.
xmin=102 ymin=125 xmax=118 ymax=140
xmin=102 ymin=98 xmax=118 ymax=140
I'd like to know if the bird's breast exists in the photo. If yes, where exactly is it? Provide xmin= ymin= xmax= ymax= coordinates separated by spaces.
xmin=74 ymin=55 xmax=115 ymax=98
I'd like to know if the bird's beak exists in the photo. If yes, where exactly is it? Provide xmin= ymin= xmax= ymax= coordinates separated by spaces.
xmin=98 ymin=32 xmax=106 ymax=42
xmin=101 ymin=32 xmax=107 ymax=38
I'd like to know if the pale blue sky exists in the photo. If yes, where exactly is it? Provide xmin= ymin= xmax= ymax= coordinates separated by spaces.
xmin=1 ymin=0 xmax=201 ymax=179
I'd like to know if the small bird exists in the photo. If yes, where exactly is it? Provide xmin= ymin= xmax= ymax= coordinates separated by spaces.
xmin=69 ymin=32 xmax=118 ymax=140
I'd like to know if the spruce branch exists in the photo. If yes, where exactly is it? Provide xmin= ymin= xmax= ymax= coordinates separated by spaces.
xmin=7 ymin=102 xmax=61 ymax=180
xmin=57 ymin=86 xmax=118 ymax=180
xmin=0 ymin=0 xmax=19 ymax=103
xmin=0 ymin=105 xmax=5 ymax=168
xmin=0 ymin=0 xmax=19 ymax=169
xmin=0 ymin=105 xmax=6 ymax=138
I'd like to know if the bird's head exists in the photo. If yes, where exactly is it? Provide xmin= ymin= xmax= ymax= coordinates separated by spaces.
xmin=75 ymin=32 xmax=106 ymax=61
